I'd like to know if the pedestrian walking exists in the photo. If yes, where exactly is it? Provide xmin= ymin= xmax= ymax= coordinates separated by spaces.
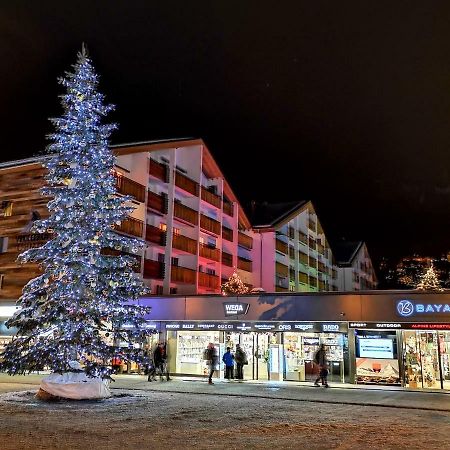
xmin=314 ymin=344 xmax=329 ymax=388
xmin=154 ymin=342 xmax=171 ymax=381
xmin=222 ymin=346 xmax=235 ymax=380
xmin=205 ymin=342 xmax=219 ymax=384
xmin=234 ymin=344 xmax=248 ymax=381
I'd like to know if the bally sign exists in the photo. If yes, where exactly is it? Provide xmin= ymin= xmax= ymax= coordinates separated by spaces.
xmin=223 ymin=302 xmax=250 ymax=316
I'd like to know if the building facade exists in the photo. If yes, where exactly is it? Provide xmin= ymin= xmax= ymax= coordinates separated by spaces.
xmin=332 ymin=241 xmax=377 ymax=291
xmin=250 ymin=201 xmax=338 ymax=293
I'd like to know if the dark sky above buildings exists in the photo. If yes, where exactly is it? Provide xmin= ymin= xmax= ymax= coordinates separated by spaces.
xmin=1 ymin=1 xmax=450 ymax=264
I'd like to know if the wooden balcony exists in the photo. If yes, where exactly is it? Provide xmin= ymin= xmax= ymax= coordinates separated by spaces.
xmin=199 ymin=243 xmax=221 ymax=261
xmin=223 ymin=200 xmax=234 ymax=217
xmin=172 ymin=233 xmax=197 ymax=255
xmin=149 ymin=158 xmax=168 ymax=182
xmin=16 ymin=232 xmax=52 ymax=251
xmin=237 ymin=256 xmax=252 ymax=272
xmin=238 ymin=232 xmax=253 ymax=250
xmin=275 ymin=238 xmax=288 ymax=254
xmin=147 ymin=191 xmax=167 ymax=214
xmin=171 ymin=265 xmax=196 ymax=284
xmin=276 ymin=261 xmax=289 ymax=277
xmin=299 ymin=251 xmax=308 ymax=265
xmin=175 ymin=171 xmax=199 ymax=196
xmin=198 ymin=272 xmax=220 ymax=289
xmin=174 ymin=202 xmax=198 ymax=225
xmin=222 ymin=251 xmax=233 ymax=267
xmin=143 ymin=259 xmax=165 ymax=279
xmin=299 ymin=272 xmax=308 ymax=284
xmin=145 ymin=225 xmax=166 ymax=245
xmin=201 ymin=188 xmax=221 ymax=208
xmin=200 ymin=214 xmax=221 ymax=235
xmin=222 ymin=226 xmax=233 ymax=242
xmin=115 ymin=217 xmax=144 ymax=238
xmin=114 ymin=173 xmax=146 ymax=203
xmin=308 ymin=256 xmax=317 ymax=268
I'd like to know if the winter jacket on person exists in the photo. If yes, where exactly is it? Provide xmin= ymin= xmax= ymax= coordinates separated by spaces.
xmin=234 ymin=347 xmax=247 ymax=365
xmin=154 ymin=345 xmax=167 ymax=366
xmin=314 ymin=348 xmax=327 ymax=367
xmin=222 ymin=351 xmax=234 ymax=367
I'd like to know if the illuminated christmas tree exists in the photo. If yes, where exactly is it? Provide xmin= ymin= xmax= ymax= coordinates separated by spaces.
xmin=0 ymin=46 xmax=150 ymax=397
xmin=221 ymin=270 xmax=249 ymax=295
xmin=416 ymin=263 xmax=443 ymax=291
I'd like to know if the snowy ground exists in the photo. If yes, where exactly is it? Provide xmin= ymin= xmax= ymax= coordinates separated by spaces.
xmin=0 ymin=387 xmax=449 ymax=449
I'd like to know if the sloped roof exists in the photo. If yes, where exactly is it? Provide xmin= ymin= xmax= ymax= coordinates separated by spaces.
xmin=249 ymin=201 xmax=309 ymax=229
xmin=331 ymin=240 xmax=364 ymax=266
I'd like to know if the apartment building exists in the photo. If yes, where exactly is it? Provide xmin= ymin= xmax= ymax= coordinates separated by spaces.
xmin=0 ymin=138 xmax=256 ymax=301
xmin=332 ymin=240 xmax=377 ymax=291
xmin=250 ymin=201 xmax=338 ymax=293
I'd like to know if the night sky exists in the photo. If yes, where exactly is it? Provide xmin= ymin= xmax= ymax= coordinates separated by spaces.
xmin=1 ymin=1 xmax=450 ymax=265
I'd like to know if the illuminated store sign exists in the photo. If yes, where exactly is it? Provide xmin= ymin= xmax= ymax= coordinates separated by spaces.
xmin=350 ymin=322 xmax=450 ymax=330
xmin=223 ymin=302 xmax=250 ymax=316
xmin=396 ymin=299 xmax=450 ymax=317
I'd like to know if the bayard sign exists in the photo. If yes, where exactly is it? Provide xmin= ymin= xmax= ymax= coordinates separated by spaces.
xmin=223 ymin=302 xmax=250 ymax=316
xmin=396 ymin=299 xmax=450 ymax=318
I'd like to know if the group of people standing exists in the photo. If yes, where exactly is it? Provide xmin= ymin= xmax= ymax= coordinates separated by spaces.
xmin=205 ymin=343 xmax=248 ymax=384
xmin=144 ymin=342 xmax=171 ymax=382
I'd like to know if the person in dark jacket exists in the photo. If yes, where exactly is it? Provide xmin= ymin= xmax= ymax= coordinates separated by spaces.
xmin=314 ymin=344 xmax=329 ymax=387
xmin=154 ymin=342 xmax=170 ymax=381
xmin=222 ymin=347 xmax=235 ymax=380
xmin=234 ymin=344 xmax=248 ymax=381
xmin=206 ymin=342 xmax=219 ymax=384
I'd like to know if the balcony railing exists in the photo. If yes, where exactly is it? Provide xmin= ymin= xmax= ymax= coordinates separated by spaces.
xmin=200 ymin=214 xmax=221 ymax=235
xmin=276 ymin=261 xmax=289 ymax=277
xmin=149 ymin=158 xmax=169 ymax=182
xmin=115 ymin=217 xmax=144 ymax=238
xmin=175 ymin=171 xmax=199 ymax=196
xmin=199 ymin=243 xmax=221 ymax=262
xmin=147 ymin=191 xmax=167 ymax=214
xmin=172 ymin=233 xmax=197 ymax=254
xmin=16 ymin=232 xmax=52 ymax=251
xmin=174 ymin=202 xmax=198 ymax=225
xmin=201 ymin=188 xmax=221 ymax=208
xmin=198 ymin=272 xmax=219 ymax=289
xmin=171 ymin=265 xmax=196 ymax=284
xmin=238 ymin=232 xmax=253 ymax=250
xmin=223 ymin=200 xmax=234 ymax=217
xmin=275 ymin=238 xmax=288 ymax=254
xmin=222 ymin=251 xmax=233 ymax=267
xmin=222 ymin=226 xmax=233 ymax=242
xmin=237 ymin=256 xmax=252 ymax=272
xmin=143 ymin=259 xmax=165 ymax=279
xmin=146 ymin=225 xmax=166 ymax=245
xmin=114 ymin=173 xmax=146 ymax=202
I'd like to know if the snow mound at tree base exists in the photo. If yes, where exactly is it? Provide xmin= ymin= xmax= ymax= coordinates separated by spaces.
xmin=39 ymin=372 xmax=111 ymax=400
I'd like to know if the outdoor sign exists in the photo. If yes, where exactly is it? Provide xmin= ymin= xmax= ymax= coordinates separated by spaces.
xmin=350 ymin=322 xmax=450 ymax=330
xmin=396 ymin=299 xmax=450 ymax=318
xmin=223 ymin=302 xmax=250 ymax=316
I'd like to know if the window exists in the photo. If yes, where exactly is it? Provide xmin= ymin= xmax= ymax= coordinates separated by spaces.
xmin=171 ymin=257 xmax=179 ymax=266
xmin=169 ymin=287 xmax=178 ymax=295
xmin=155 ymin=285 xmax=163 ymax=295
xmin=173 ymin=227 xmax=180 ymax=236
xmin=158 ymin=253 xmax=165 ymax=263
xmin=1 ymin=201 xmax=13 ymax=217
xmin=159 ymin=223 xmax=167 ymax=232
xmin=0 ymin=274 xmax=4 ymax=289
xmin=207 ymin=238 xmax=216 ymax=248
xmin=206 ymin=268 xmax=216 ymax=275
xmin=0 ymin=237 xmax=8 ymax=253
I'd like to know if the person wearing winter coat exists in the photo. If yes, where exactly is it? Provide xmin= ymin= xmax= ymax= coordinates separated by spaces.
xmin=314 ymin=344 xmax=329 ymax=388
xmin=206 ymin=342 xmax=219 ymax=384
xmin=154 ymin=342 xmax=170 ymax=381
xmin=234 ymin=344 xmax=248 ymax=381
xmin=222 ymin=347 xmax=235 ymax=380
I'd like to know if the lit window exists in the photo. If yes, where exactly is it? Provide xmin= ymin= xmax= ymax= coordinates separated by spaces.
xmin=159 ymin=223 xmax=167 ymax=232
xmin=173 ymin=227 xmax=180 ymax=236
xmin=1 ymin=201 xmax=13 ymax=217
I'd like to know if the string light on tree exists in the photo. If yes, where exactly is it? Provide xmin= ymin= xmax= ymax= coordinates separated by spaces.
xmin=0 ymin=45 xmax=151 ymax=399
xmin=416 ymin=263 xmax=443 ymax=292
xmin=221 ymin=270 xmax=249 ymax=295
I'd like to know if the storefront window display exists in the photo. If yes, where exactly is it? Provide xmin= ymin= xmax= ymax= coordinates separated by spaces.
xmin=402 ymin=330 xmax=441 ymax=389
xmin=355 ymin=330 xmax=400 ymax=385
xmin=284 ymin=332 xmax=346 ymax=383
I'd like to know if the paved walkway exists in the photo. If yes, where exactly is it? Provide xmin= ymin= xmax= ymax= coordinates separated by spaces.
xmin=1 ymin=373 xmax=450 ymax=411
